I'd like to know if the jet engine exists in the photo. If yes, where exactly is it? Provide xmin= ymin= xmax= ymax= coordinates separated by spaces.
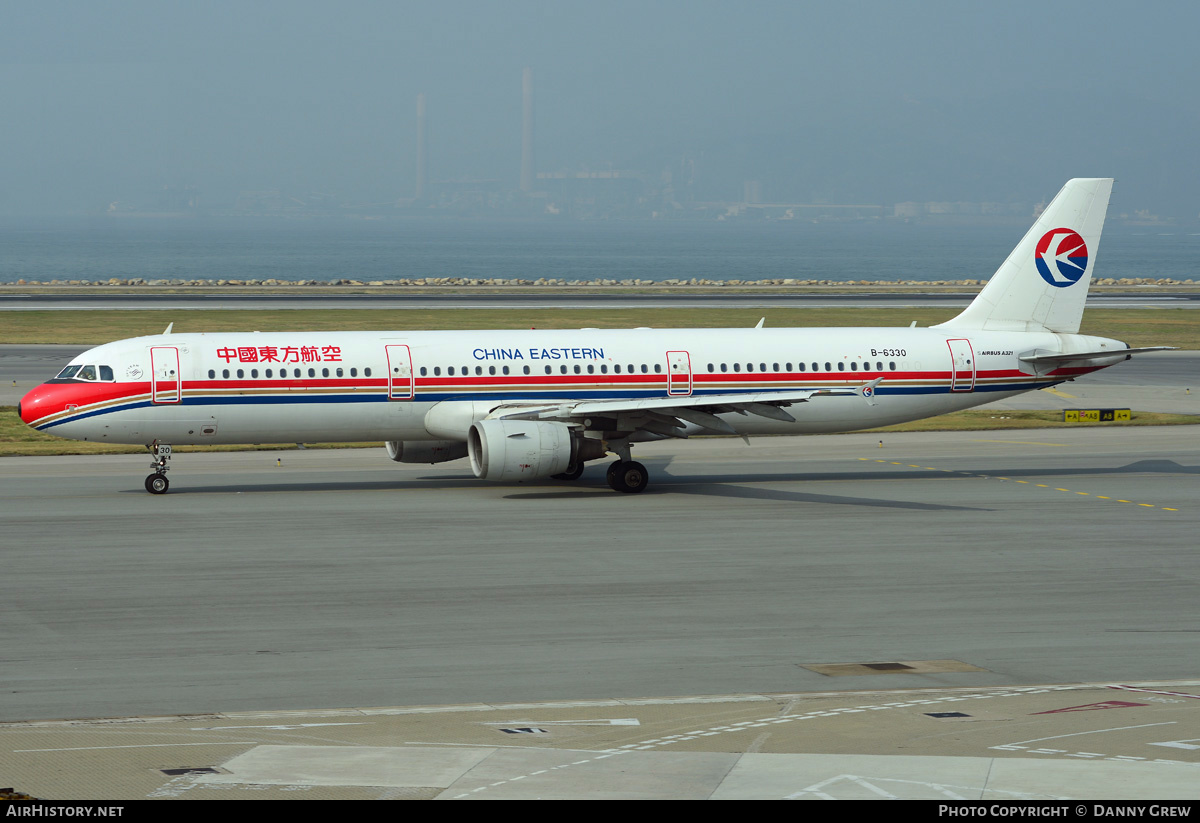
xmin=467 ymin=419 xmax=576 ymax=481
xmin=385 ymin=440 xmax=469 ymax=464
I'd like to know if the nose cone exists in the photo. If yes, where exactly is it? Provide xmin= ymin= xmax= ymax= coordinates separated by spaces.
xmin=19 ymin=383 xmax=67 ymax=427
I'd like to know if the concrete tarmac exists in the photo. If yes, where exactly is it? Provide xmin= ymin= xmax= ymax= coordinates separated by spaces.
xmin=1 ymin=428 xmax=1198 ymax=799
xmin=3 ymin=683 xmax=1199 ymax=800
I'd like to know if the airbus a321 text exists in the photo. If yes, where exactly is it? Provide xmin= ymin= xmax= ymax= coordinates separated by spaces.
xmin=18 ymin=179 xmax=1171 ymax=494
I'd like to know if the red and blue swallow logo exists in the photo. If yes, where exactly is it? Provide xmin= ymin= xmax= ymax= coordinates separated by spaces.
xmin=1034 ymin=228 xmax=1089 ymax=288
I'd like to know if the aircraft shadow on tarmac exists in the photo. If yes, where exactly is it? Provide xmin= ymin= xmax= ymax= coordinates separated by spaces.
xmin=115 ymin=458 xmax=1194 ymax=509
xmin=121 ymin=468 xmax=986 ymax=510
xmin=503 ymin=482 xmax=992 ymax=510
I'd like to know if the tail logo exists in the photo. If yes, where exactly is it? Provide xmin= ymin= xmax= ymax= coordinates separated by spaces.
xmin=1035 ymin=228 xmax=1089 ymax=288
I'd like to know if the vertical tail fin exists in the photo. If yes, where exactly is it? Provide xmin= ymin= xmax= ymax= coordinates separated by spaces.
xmin=935 ymin=178 xmax=1113 ymax=333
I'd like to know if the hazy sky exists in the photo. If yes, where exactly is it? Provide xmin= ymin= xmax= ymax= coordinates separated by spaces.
xmin=3 ymin=1 xmax=1198 ymax=216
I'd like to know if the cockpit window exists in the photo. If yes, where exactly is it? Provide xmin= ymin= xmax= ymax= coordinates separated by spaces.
xmin=99 ymin=365 xmax=114 ymax=381
xmin=76 ymin=365 xmax=98 ymax=381
xmin=56 ymin=365 xmax=82 ymax=379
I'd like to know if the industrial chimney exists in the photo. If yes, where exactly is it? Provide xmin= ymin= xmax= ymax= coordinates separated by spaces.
xmin=415 ymin=93 xmax=428 ymax=201
xmin=520 ymin=68 xmax=535 ymax=192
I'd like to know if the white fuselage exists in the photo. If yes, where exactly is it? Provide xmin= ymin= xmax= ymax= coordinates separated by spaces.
xmin=25 ymin=325 xmax=1124 ymax=446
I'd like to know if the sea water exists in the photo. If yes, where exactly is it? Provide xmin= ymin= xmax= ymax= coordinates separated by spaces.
xmin=0 ymin=217 xmax=1194 ymax=284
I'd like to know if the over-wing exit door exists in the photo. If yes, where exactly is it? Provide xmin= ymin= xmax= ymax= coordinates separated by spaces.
xmin=386 ymin=344 xmax=414 ymax=399
xmin=666 ymin=350 xmax=693 ymax=396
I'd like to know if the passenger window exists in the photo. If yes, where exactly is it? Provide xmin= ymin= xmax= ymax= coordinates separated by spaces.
xmin=850 ymin=362 xmax=857 ymax=371
xmin=336 ymin=368 xmax=343 ymax=377
xmin=223 ymin=369 xmax=230 ymax=379
xmin=523 ymin=366 xmax=530 ymax=375
xmin=772 ymin=363 xmax=778 ymax=372
xmin=208 ymin=369 xmax=216 ymax=379
xmin=614 ymin=364 xmax=622 ymax=374
xmin=252 ymin=369 xmax=259 ymax=378
xmin=307 ymin=368 xmax=315 ymax=378
xmin=798 ymin=363 xmax=805 ymax=372
xmin=654 ymin=364 xmax=661 ymax=373
xmin=812 ymin=363 xmax=819 ymax=371
xmin=587 ymin=365 xmax=594 ymax=374
xmin=561 ymin=365 xmax=568 ymax=374
xmin=364 ymin=367 xmax=371 ymax=377
xmin=350 ymin=368 xmax=357 ymax=377
xmin=237 ymin=369 xmax=244 ymax=378
xmin=502 ymin=366 xmax=510 ymax=375
xmin=640 ymin=364 xmax=648 ymax=374
xmin=432 ymin=367 xmax=440 ymax=376
xmin=476 ymin=366 xmax=483 ymax=375
xmin=545 ymin=366 xmax=552 ymax=374
xmin=600 ymin=365 xmax=607 ymax=374
xmin=573 ymin=365 xmax=581 ymax=374
xmin=420 ymin=367 xmax=427 ymax=376
xmin=733 ymin=363 xmax=741 ymax=372
xmin=720 ymin=363 xmax=727 ymax=373
xmin=824 ymin=362 xmax=831 ymax=371
xmin=837 ymin=363 xmax=844 ymax=371
xmin=760 ymin=363 xmax=767 ymax=372
xmin=488 ymin=366 xmax=496 ymax=375
xmin=877 ymin=361 xmax=883 ymax=371
xmin=266 ymin=369 xmax=273 ymax=378
xmin=889 ymin=362 xmax=896 ymax=371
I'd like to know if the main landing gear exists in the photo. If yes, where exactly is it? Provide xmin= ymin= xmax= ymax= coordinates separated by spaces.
xmin=145 ymin=443 xmax=172 ymax=494
xmin=606 ymin=460 xmax=649 ymax=494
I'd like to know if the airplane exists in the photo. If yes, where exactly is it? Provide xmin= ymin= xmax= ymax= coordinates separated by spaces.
xmin=17 ymin=178 xmax=1172 ymax=495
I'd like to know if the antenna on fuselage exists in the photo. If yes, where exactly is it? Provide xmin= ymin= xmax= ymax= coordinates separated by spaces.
xmin=163 ymin=323 xmax=174 ymax=335
xmin=755 ymin=317 xmax=765 ymax=329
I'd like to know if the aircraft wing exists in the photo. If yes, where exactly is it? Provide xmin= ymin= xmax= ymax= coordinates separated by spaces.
xmin=489 ymin=378 xmax=883 ymax=437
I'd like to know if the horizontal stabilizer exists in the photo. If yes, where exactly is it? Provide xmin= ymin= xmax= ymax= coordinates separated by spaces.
xmin=1018 ymin=346 xmax=1176 ymax=364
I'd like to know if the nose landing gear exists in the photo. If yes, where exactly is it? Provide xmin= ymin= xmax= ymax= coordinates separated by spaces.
xmin=145 ymin=443 xmax=172 ymax=494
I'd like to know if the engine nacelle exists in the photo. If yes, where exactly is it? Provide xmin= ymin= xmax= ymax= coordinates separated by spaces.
xmin=468 ymin=419 xmax=574 ymax=481
xmin=424 ymin=400 xmax=500 ymax=439
xmin=385 ymin=440 xmax=469 ymax=464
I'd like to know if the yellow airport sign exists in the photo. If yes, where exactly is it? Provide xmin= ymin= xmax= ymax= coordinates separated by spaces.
xmin=1062 ymin=408 xmax=1131 ymax=423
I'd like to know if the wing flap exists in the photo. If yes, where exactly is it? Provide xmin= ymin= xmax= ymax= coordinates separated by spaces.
xmin=489 ymin=379 xmax=884 ymax=435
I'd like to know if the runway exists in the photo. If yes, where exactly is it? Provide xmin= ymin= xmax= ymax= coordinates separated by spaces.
xmin=2 ymin=427 xmax=1198 ymax=798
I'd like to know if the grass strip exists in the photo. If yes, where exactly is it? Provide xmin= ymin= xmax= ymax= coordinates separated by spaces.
xmin=1 ymin=307 xmax=1197 ymax=349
